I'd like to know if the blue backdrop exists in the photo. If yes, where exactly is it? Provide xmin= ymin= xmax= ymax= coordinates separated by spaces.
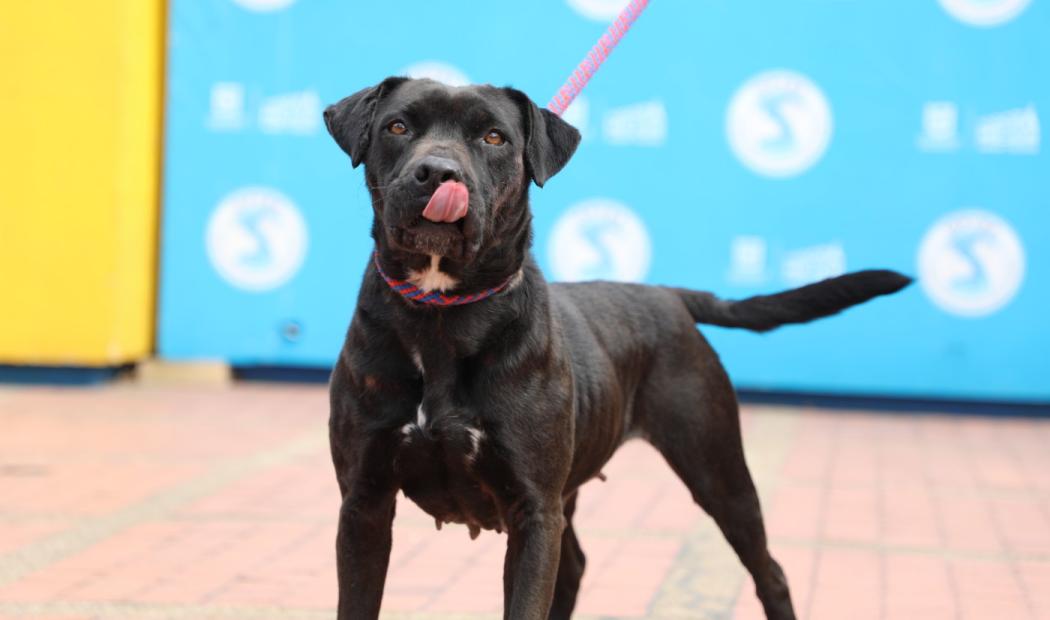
xmin=159 ymin=0 xmax=1049 ymax=402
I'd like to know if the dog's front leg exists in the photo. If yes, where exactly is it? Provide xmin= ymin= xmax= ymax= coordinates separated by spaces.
xmin=503 ymin=501 xmax=566 ymax=619
xmin=332 ymin=427 xmax=402 ymax=620
xmin=336 ymin=486 xmax=395 ymax=620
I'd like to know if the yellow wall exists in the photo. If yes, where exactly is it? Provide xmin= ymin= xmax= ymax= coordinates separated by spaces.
xmin=0 ymin=2 xmax=163 ymax=365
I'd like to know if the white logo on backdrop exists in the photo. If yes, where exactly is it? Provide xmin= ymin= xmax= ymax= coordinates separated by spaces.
xmin=401 ymin=61 xmax=471 ymax=87
xmin=208 ymin=82 xmax=247 ymax=131
xmin=938 ymin=0 xmax=1031 ymax=27
xmin=726 ymin=70 xmax=833 ymax=178
xmin=561 ymin=95 xmax=591 ymax=141
xmin=230 ymin=0 xmax=296 ymax=12
xmin=549 ymin=199 xmax=651 ymax=282
xmin=781 ymin=242 xmax=847 ymax=286
xmin=207 ymin=187 xmax=308 ymax=292
xmin=603 ymin=100 xmax=668 ymax=147
xmin=727 ymin=235 xmax=769 ymax=285
xmin=258 ymin=90 xmax=322 ymax=135
xmin=566 ymin=0 xmax=631 ymax=21
xmin=207 ymin=85 xmax=321 ymax=135
xmin=918 ymin=209 xmax=1025 ymax=317
xmin=975 ymin=105 xmax=1040 ymax=154
xmin=917 ymin=101 xmax=961 ymax=152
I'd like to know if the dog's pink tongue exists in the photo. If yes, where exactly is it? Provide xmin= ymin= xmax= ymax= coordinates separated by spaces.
xmin=422 ymin=181 xmax=469 ymax=223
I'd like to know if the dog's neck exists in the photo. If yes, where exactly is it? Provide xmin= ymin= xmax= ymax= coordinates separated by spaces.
xmin=373 ymin=251 xmax=523 ymax=306
xmin=372 ymin=243 xmax=527 ymax=303
xmin=371 ymin=194 xmax=534 ymax=305
xmin=361 ymin=198 xmax=548 ymax=385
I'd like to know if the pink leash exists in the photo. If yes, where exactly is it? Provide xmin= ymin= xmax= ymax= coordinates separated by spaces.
xmin=547 ymin=0 xmax=651 ymax=117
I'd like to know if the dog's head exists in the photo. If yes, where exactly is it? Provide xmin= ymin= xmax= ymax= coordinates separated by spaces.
xmin=324 ymin=77 xmax=580 ymax=263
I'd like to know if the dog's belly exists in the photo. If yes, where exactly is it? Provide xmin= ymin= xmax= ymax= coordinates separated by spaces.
xmin=396 ymin=421 xmax=506 ymax=535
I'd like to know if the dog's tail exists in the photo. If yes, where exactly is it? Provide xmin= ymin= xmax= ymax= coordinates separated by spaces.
xmin=673 ymin=270 xmax=912 ymax=333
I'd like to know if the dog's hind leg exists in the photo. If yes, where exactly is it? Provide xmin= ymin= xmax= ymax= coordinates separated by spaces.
xmin=638 ymin=338 xmax=796 ymax=620
xmin=548 ymin=492 xmax=586 ymax=620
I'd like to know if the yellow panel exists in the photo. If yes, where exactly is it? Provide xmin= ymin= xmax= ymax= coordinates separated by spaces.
xmin=0 ymin=1 xmax=163 ymax=365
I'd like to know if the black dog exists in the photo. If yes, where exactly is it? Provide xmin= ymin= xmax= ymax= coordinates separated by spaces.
xmin=324 ymin=77 xmax=910 ymax=619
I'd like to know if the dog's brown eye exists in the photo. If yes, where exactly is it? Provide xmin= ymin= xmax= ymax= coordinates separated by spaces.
xmin=388 ymin=120 xmax=408 ymax=135
xmin=484 ymin=130 xmax=505 ymax=146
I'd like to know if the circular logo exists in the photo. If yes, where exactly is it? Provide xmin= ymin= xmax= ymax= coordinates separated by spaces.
xmin=400 ymin=61 xmax=470 ymax=87
xmin=917 ymin=209 xmax=1025 ymax=317
xmin=566 ymin=0 xmax=631 ymax=21
xmin=938 ymin=0 xmax=1031 ymax=26
xmin=230 ymin=0 xmax=296 ymax=12
xmin=206 ymin=187 xmax=308 ymax=292
xmin=726 ymin=70 xmax=833 ymax=178
xmin=548 ymin=199 xmax=651 ymax=282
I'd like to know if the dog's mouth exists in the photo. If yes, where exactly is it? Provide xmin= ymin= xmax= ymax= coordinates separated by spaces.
xmin=382 ymin=180 xmax=481 ymax=261
xmin=391 ymin=218 xmax=471 ymax=259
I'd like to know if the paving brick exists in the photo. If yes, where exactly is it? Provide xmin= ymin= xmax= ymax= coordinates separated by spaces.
xmin=881 ymin=481 xmax=941 ymax=549
xmin=766 ymin=483 xmax=820 ymax=540
xmin=952 ymin=557 xmax=1034 ymax=620
xmin=823 ymin=487 xmax=880 ymax=545
xmin=990 ymin=497 xmax=1050 ymax=555
xmin=1018 ymin=561 xmax=1050 ymax=619
xmin=885 ymin=554 xmax=956 ymax=620
xmin=808 ymin=548 xmax=882 ymax=620
xmin=937 ymin=494 xmax=1005 ymax=554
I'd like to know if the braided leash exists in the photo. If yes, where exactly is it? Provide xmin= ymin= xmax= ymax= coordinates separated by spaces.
xmin=547 ymin=0 xmax=650 ymax=116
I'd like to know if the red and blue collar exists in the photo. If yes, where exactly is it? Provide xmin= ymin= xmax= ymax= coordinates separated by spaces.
xmin=373 ymin=251 xmax=515 ymax=307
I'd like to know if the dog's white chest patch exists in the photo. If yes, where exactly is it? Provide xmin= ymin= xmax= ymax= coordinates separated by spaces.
xmin=407 ymin=255 xmax=460 ymax=292
xmin=410 ymin=347 xmax=424 ymax=375
xmin=401 ymin=405 xmax=427 ymax=437
xmin=399 ymin=404 xmax=484 ymax=464
xmin=465 ymin=427 xmax=484 ymax=462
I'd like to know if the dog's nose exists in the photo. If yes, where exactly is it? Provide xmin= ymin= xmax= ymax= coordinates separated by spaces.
xmin=413 ymin=156 xmax=463 ymax=187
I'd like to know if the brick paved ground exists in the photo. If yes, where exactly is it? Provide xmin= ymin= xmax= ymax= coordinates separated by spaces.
xmin=0 ymin=383 xmax=1048 ymax=619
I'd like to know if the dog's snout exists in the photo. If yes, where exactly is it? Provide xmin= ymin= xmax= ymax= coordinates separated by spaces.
xmin=413 ymin=156 xmax=463 ymax=187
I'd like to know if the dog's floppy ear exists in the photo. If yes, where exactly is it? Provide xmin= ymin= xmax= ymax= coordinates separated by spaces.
xmin=505 ymin=89 xmax=582 ymax=187
xmin=324 ymin=77 xmax=408 ymax=167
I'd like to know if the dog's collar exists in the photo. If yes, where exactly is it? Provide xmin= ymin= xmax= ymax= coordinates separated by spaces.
xmin=373 ymin=251 xmax=516 ymax=307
